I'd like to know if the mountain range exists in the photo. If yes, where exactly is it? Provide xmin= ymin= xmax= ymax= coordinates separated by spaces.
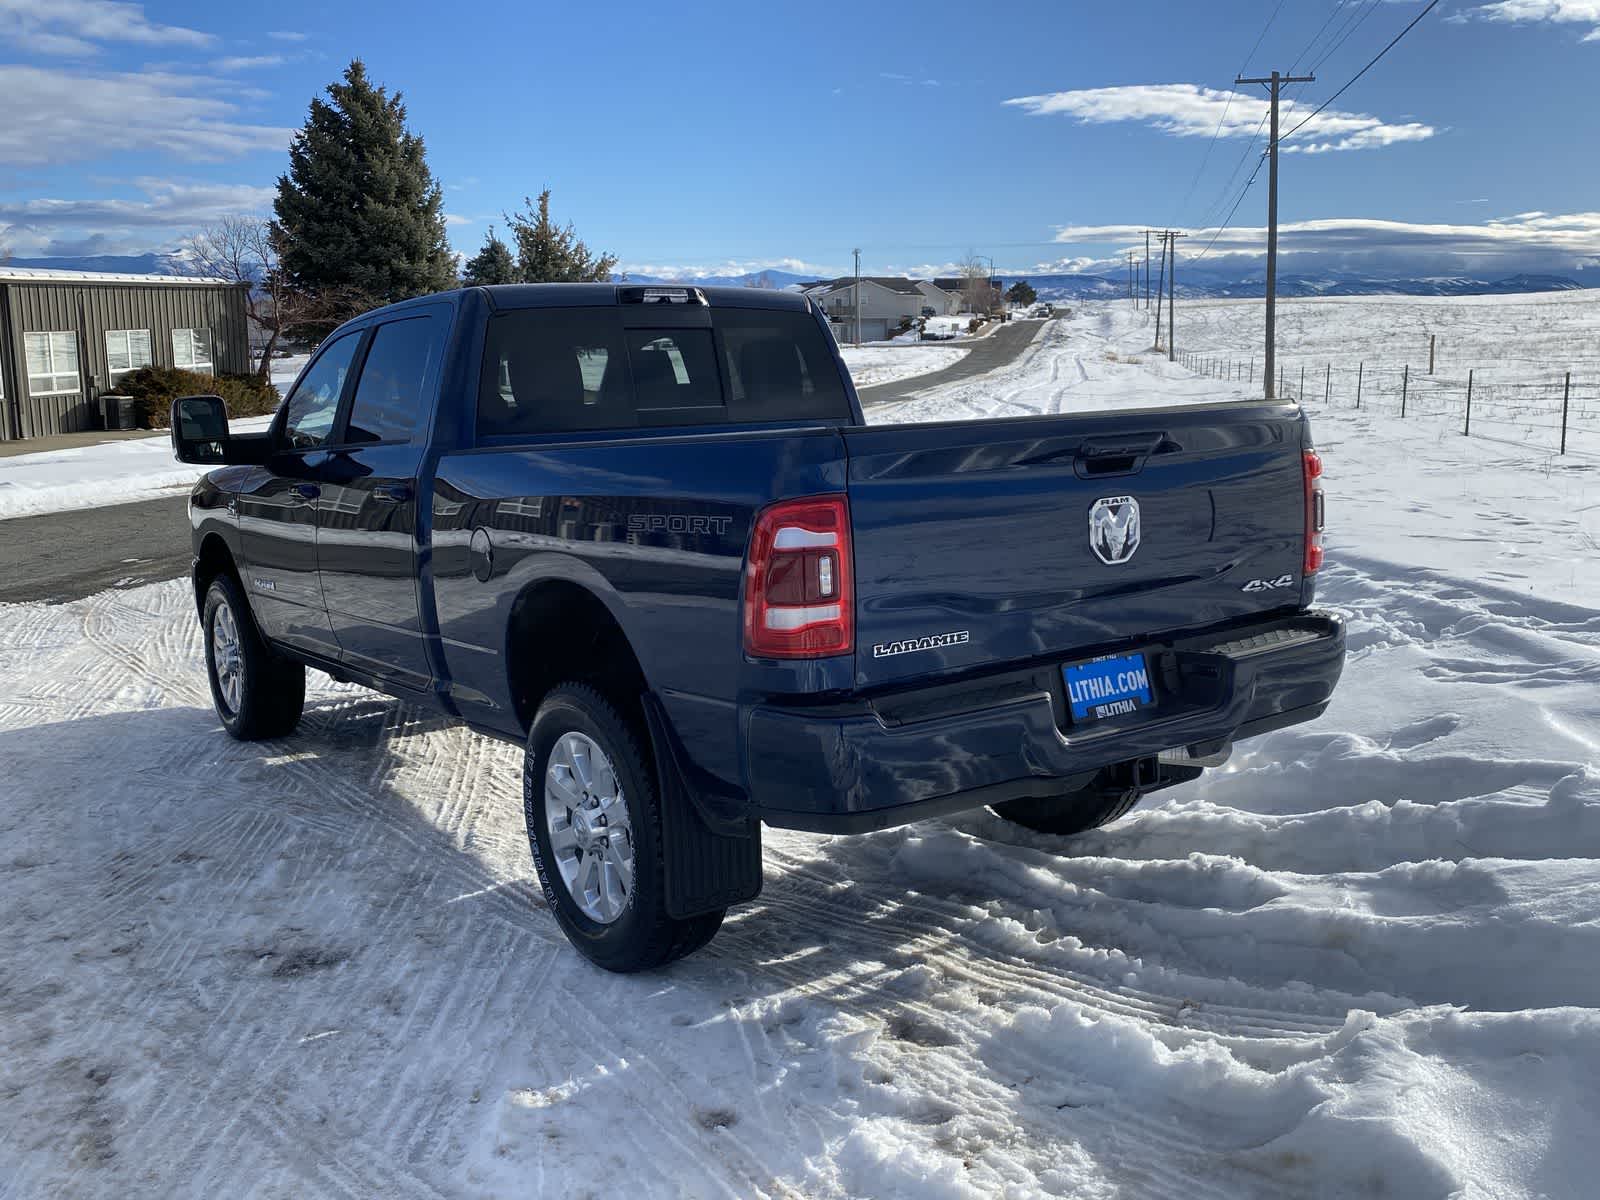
xmin=5 ymin=253 xmax=1590 ymax=301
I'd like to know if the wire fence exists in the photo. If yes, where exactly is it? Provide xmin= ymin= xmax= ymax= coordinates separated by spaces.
xmin=1176 ymin=350 xmax=1600 ymax=460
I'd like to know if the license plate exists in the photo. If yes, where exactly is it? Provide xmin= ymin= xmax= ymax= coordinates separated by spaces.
xmin=1063 ymin=652 xmax=1153 ymax=722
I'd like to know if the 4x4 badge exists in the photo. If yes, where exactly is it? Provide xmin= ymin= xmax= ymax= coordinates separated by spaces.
xmin=1088 ymin=496 xmax=1141 ymax=565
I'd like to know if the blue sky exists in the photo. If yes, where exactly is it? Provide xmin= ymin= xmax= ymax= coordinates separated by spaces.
xmin=2 ymin=0 xmax=1598 ymax=280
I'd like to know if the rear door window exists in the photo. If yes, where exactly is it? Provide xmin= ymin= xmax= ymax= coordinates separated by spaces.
xmin=715 ymin=308 xmax=850 ymax=423
xmin=345 ymin=315 xmax=444 ymax=444
xmin=479 ymin=308 xmax=632 ymax=436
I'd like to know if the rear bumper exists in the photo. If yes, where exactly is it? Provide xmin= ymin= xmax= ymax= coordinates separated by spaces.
xmin=745 ymin=610 xmax=1345 ymax=833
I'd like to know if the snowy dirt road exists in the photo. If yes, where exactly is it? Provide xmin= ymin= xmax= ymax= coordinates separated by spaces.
xmin=3 ymin=304 xmax=1600 ymax=1199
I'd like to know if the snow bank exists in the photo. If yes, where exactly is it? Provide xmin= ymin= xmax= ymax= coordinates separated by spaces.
xmin=839 ymin=344 xmax=969 ymax=389
xmin=0 ymin=414 xmax=276 ymax=519
xmin=0 ymin=354 xmax=302 ymax=521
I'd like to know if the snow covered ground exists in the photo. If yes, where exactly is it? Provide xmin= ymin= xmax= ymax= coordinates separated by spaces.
xmin=3 ymin=304 xmax=1600 ymax=1197
xmin=1172 ymin=291 xmax=1600 ymax=459
xmin=838 ymin=343 xmax=969 ymax=389
xmin=0 ymin=356 xmax=304 ymax=521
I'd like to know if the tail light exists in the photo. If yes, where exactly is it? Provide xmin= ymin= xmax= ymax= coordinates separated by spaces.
xmin=744 ymin=495 xmax=853 ymax=658
xmin=1303 ymin=449 xmax=1325 ymax=574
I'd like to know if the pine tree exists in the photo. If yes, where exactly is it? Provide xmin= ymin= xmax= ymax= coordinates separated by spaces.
xmin=461 ymin=226 xmax=520 ymax=286
xmin=273 ymin=60 xmax=456 ymax=336
xmin=504 ymin=189 xmax=617 ymax=283
xmin=1006 ymin=280 xmax=1038 ymax=307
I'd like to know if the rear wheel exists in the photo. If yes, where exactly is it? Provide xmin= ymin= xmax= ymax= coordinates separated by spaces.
xmin=202 ymin=573 xmax=305 ymax=741
xmin=524 ymin=683 xmax=723 ymax=972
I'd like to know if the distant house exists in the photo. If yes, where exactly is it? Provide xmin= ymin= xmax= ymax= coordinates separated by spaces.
xmin=805 ymin=276 xmax=959 ymax=342
xmin=0 ymin=267 xmax=250 ymax=440
xmin=932 ymin=276 xmax=1005 ymax=315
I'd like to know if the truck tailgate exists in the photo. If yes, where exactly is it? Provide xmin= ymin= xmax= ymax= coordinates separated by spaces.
xmin=843 ymin=404 xmax=1310 ymax=690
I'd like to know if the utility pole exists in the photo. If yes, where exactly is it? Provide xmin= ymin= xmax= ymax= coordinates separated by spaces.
xmin=1153 ymin=233 xmax=1169 ymax=349
xmin=1167 ymin=231 xmax=1186 ymax=363
xmin=852 ymin=247 xmax=862 ymax=347
xmin=1128 ymin=252 xmax=1136 ymax=304
xmin=1236 ymin=69 xmax=1314 ymax=400
xmin=1144 ymin=230 xmax=1151 ymax=309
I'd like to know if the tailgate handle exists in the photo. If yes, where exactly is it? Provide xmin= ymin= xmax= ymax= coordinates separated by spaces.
xmin=1074 ymin=436 xmax=1164 ymax=479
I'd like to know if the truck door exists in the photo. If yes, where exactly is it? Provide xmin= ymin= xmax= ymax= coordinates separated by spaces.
xmin=236 ymin=330 xmax=363 ymax=659
xmin=313 ymin=311 xmax=446 ymax=691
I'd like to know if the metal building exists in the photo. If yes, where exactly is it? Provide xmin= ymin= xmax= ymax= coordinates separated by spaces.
xmin=0 ymin=268 xmax=251 ymax=441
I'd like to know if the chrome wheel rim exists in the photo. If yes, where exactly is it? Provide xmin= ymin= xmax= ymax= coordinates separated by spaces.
xmin=544 ymin=731 xmax=634 ymax=924
xmin=211 ymin=600 xmax=243 ymax=715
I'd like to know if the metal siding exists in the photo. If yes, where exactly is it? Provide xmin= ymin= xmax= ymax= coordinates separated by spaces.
xmin=0 ymin=283 xmax=18 ymax=440
xmin=5 ymin=280 xmax=252 ymax=438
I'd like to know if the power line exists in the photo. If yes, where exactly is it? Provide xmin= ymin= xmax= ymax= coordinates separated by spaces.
xmin=1194 ymin=107 xmax=1270 ymax=233
xmin=1311 ymin=0 xmax=1383 ymax=73
xmin=1171 ymin=0 xmax=1287 ymax=226
xmin=1283 ymin=0 xmax=1440 ymax=142
xmin=1190 ymin=150 xmax=1268 ymax=263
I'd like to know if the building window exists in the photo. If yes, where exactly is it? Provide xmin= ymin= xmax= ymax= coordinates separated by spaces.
xmin=106 ymin=329 xmax=153 ymax=378
xmin=172 ymin=327 xmax=213 ymax=372
xmin=25 ymin=332 xmax=80 ymax=396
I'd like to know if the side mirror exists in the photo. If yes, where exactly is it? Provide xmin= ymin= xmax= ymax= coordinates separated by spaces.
xmin=171 ymin=394 xmax=230 ymax=464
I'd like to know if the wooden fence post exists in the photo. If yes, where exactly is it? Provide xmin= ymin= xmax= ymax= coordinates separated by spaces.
xmin=1429 ymin=334 xmax=1436 ymax=375
xmin=1299 ymin=365 xmax=1305 ymax=402
xmin=1402 ymin=364 xmax=1409 ymax=417
xmin=1561 ymin=371 xmax=1570 ymax=455
xmin=1356 ymin=362 xmax=1363 ymax=410
xmin=1465 ymin=369 xmax=1473 ymax=436
xmin=1324 ymin=363 xmax=1331 ymax=406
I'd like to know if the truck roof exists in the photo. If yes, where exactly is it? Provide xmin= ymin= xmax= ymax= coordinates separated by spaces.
xmin=475 ymin=283 xmax=812 ymax=312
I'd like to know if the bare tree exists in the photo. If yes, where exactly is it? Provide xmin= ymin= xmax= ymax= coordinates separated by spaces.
xmin=958 ymin=253 xmax=992 ymax=316
xmin=187 ymin=216 xmax=292 ymax=379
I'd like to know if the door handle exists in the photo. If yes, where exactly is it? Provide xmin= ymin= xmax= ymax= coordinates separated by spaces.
xmin=291 ymin=483 xmax=321 ymax=500
xmin=371 ymin=484 xmax=411 ymax=503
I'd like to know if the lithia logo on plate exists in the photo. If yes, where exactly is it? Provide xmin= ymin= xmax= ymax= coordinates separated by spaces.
xmin=872 ymin=630 xmax=970 ymax=659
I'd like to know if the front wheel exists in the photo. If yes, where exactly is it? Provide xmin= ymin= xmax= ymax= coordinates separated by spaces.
xmin=524 ymin=683 xmax=723 ymax=972
xmin=203 ymin=574 xmax=305 ymax=740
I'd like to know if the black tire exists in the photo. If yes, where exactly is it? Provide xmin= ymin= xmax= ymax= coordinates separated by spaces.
xmin=202 ymin=573 xmax=305 ymax=741
xmin=524 ymin=683 xmax=723 ymax=973
xmin=991 ymin=786 xmax=1143 ymax=837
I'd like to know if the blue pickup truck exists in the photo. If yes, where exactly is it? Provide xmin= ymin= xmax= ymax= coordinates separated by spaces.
xmin=172 ymin=284 xmax=1343 ymax=971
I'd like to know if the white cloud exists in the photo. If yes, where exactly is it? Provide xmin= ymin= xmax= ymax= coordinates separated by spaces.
xmin=266 ymin=30 xmax=310 ymax=42
xmin=0 ymin=178 xmax=275 ymax=256
xmin=443 ymin=213 xmax=472 ymax=227
xmin=616 ymin=257 xmax=828 ymax=280
xmin=1004 ymin=83 xmax=1435 ymax=153
xmin=0 ymin=0 xmax=213 ymax=55
xmin=212 ymin=54 xmax=285 ymax=71
xmin=1043 ymin=212 xmax=1600 ymax=276
xmin=1472 ymin=0 xmax=1600 ymax=39
xmin=0 ymin=65 xmax=293 ymax=165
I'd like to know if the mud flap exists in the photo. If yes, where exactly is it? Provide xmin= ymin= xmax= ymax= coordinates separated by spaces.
xmin=642 ymin=693 xmax=763 ymax=919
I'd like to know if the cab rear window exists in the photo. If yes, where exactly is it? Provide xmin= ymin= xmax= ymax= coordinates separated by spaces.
xmin=478 ymin=304 xmax=851 ymax=438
